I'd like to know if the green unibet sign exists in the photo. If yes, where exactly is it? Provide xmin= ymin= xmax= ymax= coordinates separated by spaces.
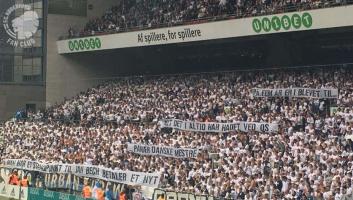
xmin=68 ymin=37 xmax=101 ymax=51
xmin=252 ymin=12 xmax=313 ymax=33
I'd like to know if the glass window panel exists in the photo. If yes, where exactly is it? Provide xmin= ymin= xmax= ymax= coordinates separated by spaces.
xmin=34 ymin=1 xmax=43 ymax=9
xmin=22 ymin=65 xmax=32 ymax=75
xmin=34 ymin=8 xmax=42 ymax=18
xmin=33 ymin=57 xmax=41 ymax=66
xmin=14 ymin=56 xmax=22 ymax=66
xmin=32 ymin=65 xmax=41 ymax=75
xmin=34 ymin=37 xmax=42 ymax=47
xmin=33 ymin=29 xmax=42 ymax=37
xmin=13 ymin=66 xmax=23 ymax=82
xmin=22 ymin=58 xmax=33 ymax=66
xmin=14 ymin=48 xmax=23 ymax=54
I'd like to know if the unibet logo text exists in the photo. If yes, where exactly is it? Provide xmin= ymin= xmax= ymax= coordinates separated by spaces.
xmin=252 ymin=12 xmax=312 ymax=33
xmin=68 ymin=37 xmax=101 ymax=52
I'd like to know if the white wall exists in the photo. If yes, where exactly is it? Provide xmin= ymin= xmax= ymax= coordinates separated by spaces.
xmin=46 ymin=14 xmax=100 ymax=106
xmin=0 ymin=84 xmax=45 ymax=121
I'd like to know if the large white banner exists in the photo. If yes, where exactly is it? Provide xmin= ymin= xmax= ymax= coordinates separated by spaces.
xmin=251 ymin=88 xmax=338 ymax=98
xmin=127 ymin=143 xmax=199 ymax=159
xmin=2 ymin=159 xmax=160 ymax=188
xmin=160 ymin=119 xmax=278 ymax=133
xmin=57 ymin=5 xmax=353 ymax=54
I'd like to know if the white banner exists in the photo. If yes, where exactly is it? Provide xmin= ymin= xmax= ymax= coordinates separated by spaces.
xmin=160 ymin=119 xmax=278 ymax=133
xmin=127 ymin=143 xmax=199 ymax=159
xmin=2 ymin=159 xmax=160 ymax=188
xmin=251 ymin=88 xmax=338 ymax=98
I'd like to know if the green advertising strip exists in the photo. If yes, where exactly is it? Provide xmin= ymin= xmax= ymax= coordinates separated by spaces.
xmin=252 ymin=12 xmax=313 ymax=33
xmin=28 ymin=188 xmax=94 ymax=200
xmin=68 ymin=37 xmax=102 ymax=52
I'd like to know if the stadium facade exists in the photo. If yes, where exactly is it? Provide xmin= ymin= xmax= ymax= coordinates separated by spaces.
xmin=0 ymin=0 xmax=353 ymax=121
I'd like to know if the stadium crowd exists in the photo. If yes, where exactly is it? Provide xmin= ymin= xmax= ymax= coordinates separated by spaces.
xmin=69 ymin=0 xmax=347 ymax=38
xmin=2 ymin=66 xmax=353 ymax=199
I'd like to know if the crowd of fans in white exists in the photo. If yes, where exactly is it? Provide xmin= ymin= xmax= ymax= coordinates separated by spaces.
xmin=2 ymin=66 xmax=353 ymax=199
xmin=68 ymin=0 xmax=347 ymax=37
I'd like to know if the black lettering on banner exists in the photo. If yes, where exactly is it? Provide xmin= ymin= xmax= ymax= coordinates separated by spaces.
xmin=221 ymin=124 xmax=228 ymax=132
xmin=137 ymin=28 xmax=202 ymax=45
xmin=189 ymin=122 xmax=195 ymax=130
xmin=163 ymin=119 xmax=172 ymax=127
xmin=315 ymin=90 xmax=320 ymax=98
xmin=285 ymin=89 xmax=292 ymax=96
xmin=138 ymin=33 xmax=143 ymax=43
xmin=168 ymin=30 xmax=177 ymax=39
xmin=261 ymin=89 xmax=272 ymax=97
xmin=135 ymin=144 xmax=150 ymax=154
xmin=48 ymin=164 xmax=62 ymax=173
xmin=252 ymin=89 xmax=260 ymax=97
xmin=243 ymin=123 xmax=250 ymax=131
xmin=260 ymin=124 xmax=269 ymax=132
xmin=298 ymin=88 xmax=304 ymax=96
xmin=207 ymin=123 xmax=219 ymax=131
xmin=200 ymin=124 xmax=206 ymax=131
xmin=16 ymin=160 xmax=26 ymax=168
xmin=102 ymin=170 xmax=127 ymax=182
xmin=26 ymin=161 xmax=32 ymax=169
xmin=173 ymin=120 xmax=183 ymax=128
xmin=75 ymin=166 xmax=84 ymax=174
xmin=305 ymin=89 xmax=312 ymax=97
xmin=5 ymin=160 xmax=15 ymax=167
xmin=143 ymin=176 xmax=159 ymax=185
xmin=195 ymin=122 xmax=201 ymax=130
xmin=130 ymin=174 xmax=140 ymax=183
xmin=85 ymin=167 xmax=99 ymax=176
xmin=64 ymin=165 xmax=71 ymax=173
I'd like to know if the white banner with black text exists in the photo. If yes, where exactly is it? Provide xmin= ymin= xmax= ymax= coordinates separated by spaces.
xmin=159 ymin=119 xmax=278 ymax=133
xmin=251 ymin=88 xmax=338 ymax=98
xmin=127 ymin=143 xmax=199 ymax=159
xmin=2 ymin=159 xmax=160 ymax=188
